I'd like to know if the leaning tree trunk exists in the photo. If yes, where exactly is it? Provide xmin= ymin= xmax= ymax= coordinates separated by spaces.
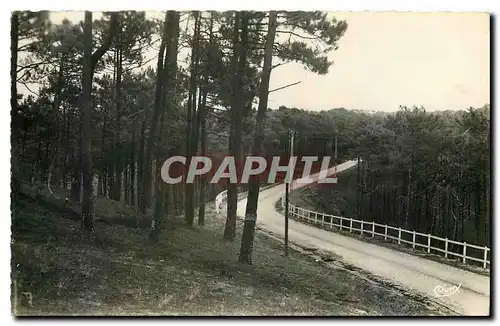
xmin=80 ymin=11 xmax=118 ymax=230
xmin=239 ymin=11 xmax=277 ymax=263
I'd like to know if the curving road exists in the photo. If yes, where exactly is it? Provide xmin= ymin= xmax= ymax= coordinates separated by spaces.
xmin=236 ymin=160 xmax=490 ymax=316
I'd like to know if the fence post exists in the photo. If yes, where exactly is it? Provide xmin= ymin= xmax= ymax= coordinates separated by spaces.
xmin=372 ymin=222 xmax=375 ymax=238
xmin=384 ymin=225 xmax=387 ymax=241
xmin=398 ymin=227 xmax=401 ymax=244
xmin=444 ymin=238 xmax=448 ymax=258
xmin=483 ymin=247 xmax=488 ymax=269
xmin=329 ymin=216 xmax=333 ymax=228
xmin=412 ymin=231 xmax=416 ymax=249
xmin=462 ymin=242 xmax=467 ymax=264
xmin=361 ymin=220 xmax=363 ymax=236
xmin=340 ymin=217 xmax=343 ymax=231
xmin=349 ymin=218 xmax=353 ymax=232
xmin=321 ymin=214 xmax=325 ymax=226
xmin=427 ymin=234 xmax=431 ymax=253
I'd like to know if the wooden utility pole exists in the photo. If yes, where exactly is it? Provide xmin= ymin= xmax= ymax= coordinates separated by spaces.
xmin=284 ymin=130 xmax=294 ymax=257
xmin=290 ymin=131 xmax=295 ymax=192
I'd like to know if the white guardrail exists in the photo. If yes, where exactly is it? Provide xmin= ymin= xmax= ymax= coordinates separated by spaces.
xmin=215 ymin=185 xmax=275 ymax=214
xmin=280 ymin=197 xmax=491 ymax=269
xmin=215 ymin=190 xmax=228 ymax=214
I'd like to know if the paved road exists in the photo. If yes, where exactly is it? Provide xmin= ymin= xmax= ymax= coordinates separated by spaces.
xmin=236 ymin=160 xmax=490 ymax=316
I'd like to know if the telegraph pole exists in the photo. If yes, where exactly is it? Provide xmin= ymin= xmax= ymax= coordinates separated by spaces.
xmin=290 ymin=131 xmax=295 ymax=192
xmin=284 ymin=130 xmax=292 ymax=257
xmin=282 ymin=129 xmax=294 ymax=278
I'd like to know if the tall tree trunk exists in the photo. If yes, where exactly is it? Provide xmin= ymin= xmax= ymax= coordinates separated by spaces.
xmin=130 ymin=130 xmax=136 ymax=206
xmin=190 ymin=89 xmax=202 ymax=212
xmin=185 ymin=11 xmax=201 ymax=226
xmin=142 ymin=11 xmax=168 ymax=222
xmin=99 ymin=102 xmax=108 ymax=197
xmin=150 ymin=11 xmax=180 ymax=240
xmin=223 ymin=11 xmax=248 ymax=241
xmin=11 ymin=12 xmax=18 ymax=115
xmin=197 ymin=13 xmax=213 ymax=227
xmin=98 ymin=172 xmax=103 ymax=196
xmin=124 ymin=168 xmax=129 ymax=204
xmin=138 ymin=105 xmax=147 ymax=213
xmin=79 ymin=11 xmax=118 ymax=230
xmin=147 ymin=12 xmax=169 ymax=239
xmin=80 ymin=11 xmax=94 ymax=231
xmin=239 ymin=11 xmax=278 ymax=263
xmin=114 ymin=27 xmax=123 ymax=201
xmin=45 ymin=54 xmax=66 ymax=191
xmin=71 ymin=137 xmax=81 ymax=202
xmin=197 ymin=90 xmax=208 ymax=226
xmin=107 ymin=163 xmax=115 ymax=198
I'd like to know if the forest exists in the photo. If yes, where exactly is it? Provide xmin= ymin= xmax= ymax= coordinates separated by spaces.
xmin=11 ymin=10 xmax=489 ymax=270
xmin=285 ymin=105 xmax=491 ymax=253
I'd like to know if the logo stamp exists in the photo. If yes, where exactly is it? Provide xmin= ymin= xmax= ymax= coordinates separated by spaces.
xmin=433 ymin=283 xmax=462 ymax=297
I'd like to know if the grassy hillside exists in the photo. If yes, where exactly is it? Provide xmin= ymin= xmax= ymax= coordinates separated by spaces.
xmin=11 ymin=187 xmax=451 ymax=316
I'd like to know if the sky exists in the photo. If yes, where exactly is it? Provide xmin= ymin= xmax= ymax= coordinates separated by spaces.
xmin=47 ymin=11 xmax=490 ymax=112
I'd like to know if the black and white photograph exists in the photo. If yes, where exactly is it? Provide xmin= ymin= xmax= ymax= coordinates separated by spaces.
xmin=9 ymin=6 xmax=491 ymax=317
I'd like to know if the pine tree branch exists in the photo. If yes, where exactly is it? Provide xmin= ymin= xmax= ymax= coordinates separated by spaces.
xmin=276 ymin=29 xmax=321 ymax=40
xmin=268 ymin=81 xmax=301 ymax=94
xmin=90 ymin=12 xmax=119 ymax=76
